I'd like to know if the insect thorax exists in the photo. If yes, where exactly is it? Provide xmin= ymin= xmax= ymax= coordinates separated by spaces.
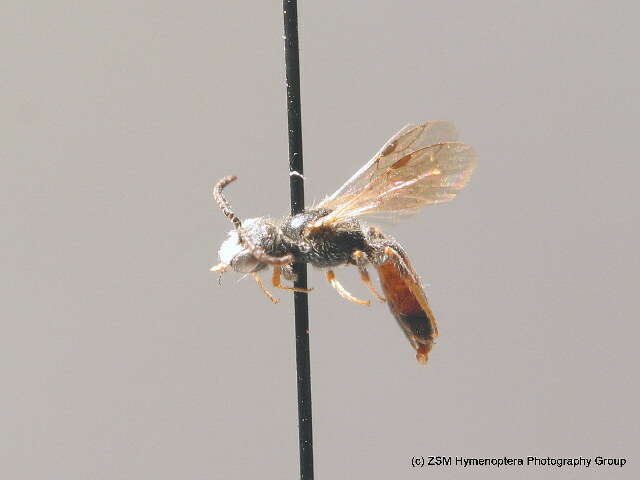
xmin=279 ymin=208 xmax=369 ymax=268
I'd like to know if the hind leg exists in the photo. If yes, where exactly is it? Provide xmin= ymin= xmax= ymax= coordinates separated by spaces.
xmin=326 ymin=270 xmax=370 ymax=306
xmin=351 ymin=250 xmax=386 ymax=303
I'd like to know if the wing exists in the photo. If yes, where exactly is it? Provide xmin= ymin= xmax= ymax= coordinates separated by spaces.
xmin=314 ymin=121 xmax=475 ymax=227
xmin=320 ymin=121 xmax=460 ymax=207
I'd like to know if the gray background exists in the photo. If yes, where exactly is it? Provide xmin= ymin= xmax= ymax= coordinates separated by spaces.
xmin=1 ymin=1 xmax=638 ymax=479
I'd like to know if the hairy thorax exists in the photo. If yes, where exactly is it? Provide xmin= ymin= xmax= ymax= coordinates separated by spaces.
xmin=279 ymin=208 xmax=368 ymax=268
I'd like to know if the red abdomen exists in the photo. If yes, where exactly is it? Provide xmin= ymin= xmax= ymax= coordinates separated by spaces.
xmin=376 ymin=256 xmax=438 ymax=364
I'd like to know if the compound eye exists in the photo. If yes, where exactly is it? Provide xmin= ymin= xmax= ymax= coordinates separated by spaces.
xmin=231 ymin=251 xmax=261 ymax=274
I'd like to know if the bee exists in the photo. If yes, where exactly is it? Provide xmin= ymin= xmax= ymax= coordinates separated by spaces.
xmin=211 ymin=121 xmax=476 ymax=364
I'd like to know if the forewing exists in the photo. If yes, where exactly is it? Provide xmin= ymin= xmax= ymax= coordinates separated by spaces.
xmin=319 ymin=121 xmax=460 ymax=209
xmin=315 ymin=140 xmax=476 ymax=227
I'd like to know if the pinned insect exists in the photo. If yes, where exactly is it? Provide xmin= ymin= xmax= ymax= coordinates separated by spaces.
xmin=211 ymin=121 xmax=476 ymax=364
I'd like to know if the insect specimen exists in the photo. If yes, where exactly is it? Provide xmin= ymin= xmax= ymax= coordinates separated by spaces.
xmin=211 ymin=121 xmax=476 ymax=364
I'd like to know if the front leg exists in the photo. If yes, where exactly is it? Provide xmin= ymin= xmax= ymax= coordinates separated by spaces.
xmin=253 ymin=273 xmax=279 ymax=304
xmin=272 ymin=265 xmax=314 ymax=293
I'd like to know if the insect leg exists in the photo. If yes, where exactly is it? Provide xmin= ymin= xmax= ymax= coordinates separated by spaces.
xmin=352 ymin=250 xmax=386 ymax=303
xmin=244 ymin=240 xmax=295 ymax=266
xmin=326 ymin=270 xmax=370 ymax=306
xmin=281 ymin=263 xmax=297 ymax=282
xmin=253 ymin=273 xmax=279 ymax=304
xmin=272 ymin=266 xmax=314 ymax=293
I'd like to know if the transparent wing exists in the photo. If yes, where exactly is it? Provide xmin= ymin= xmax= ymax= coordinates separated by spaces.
xmin=319 ymin=121 xmax=460 ymax=209
xmin=314 ymin=122 xmax=476 ymax=227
